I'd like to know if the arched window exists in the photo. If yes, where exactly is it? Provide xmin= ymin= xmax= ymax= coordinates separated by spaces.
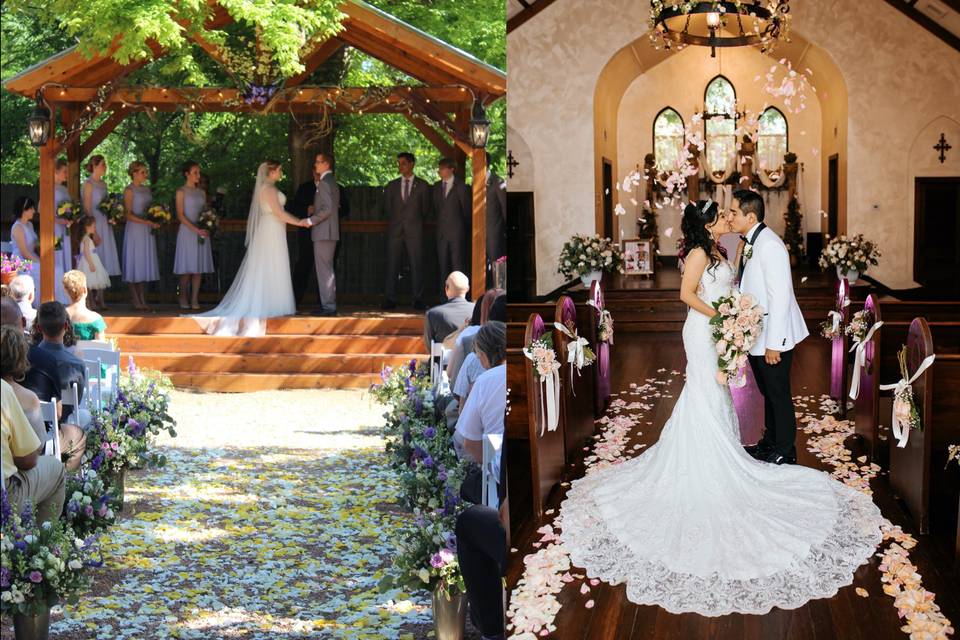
xmin=757 ymin=107 xmax=788 ymax=171
xmin=653 ymin=107 xmax=685 ymax=172
xmin=704 ymin=76 xmax=737 ymax=176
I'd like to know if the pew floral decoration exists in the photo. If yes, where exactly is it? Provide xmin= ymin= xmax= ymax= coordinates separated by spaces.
xmin=523 ymin=335 xmax=561 ymax=435
xmin=586 ymin=299 xmax=614 ymax=344
xmin=847 ymin=310 xmax=883 ymax=400
xmin=710 ymin=292 xmax=763 ymax=387
xmin=554 ymin=321 xmax=596 ymax=394
xmin=819 ymin=311 xmax=844 ymax=340
xmin=880 ymin=346 xmax=936 ymax=448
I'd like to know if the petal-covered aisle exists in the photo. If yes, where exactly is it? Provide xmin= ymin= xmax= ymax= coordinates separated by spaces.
xmin=2 ymin=389 xmax=437 ymax=640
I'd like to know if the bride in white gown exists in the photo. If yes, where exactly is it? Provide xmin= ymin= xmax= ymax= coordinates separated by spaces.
xmin=192 ymin=161 xmax=310 ymax=336
xmin=560 ymin=201 xmax=884 ymax=616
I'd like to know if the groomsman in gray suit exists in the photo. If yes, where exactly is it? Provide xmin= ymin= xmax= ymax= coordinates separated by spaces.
xmin=486 ymin=160 xmax=507 ymax=283
xmin=433 ymin=157 xmax=471 ymax=300
xmin=382 ymin=152 xmax=431 ymax=310
xmin=308 ymin=153 xmax=340 ymax=316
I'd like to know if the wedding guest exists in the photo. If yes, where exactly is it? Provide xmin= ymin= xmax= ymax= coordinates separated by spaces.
xmin=2 ymin=377 xmax=65 ymax=524
xmin=290 ymin=164 xmax=322 ymax=307
xmin=8 ymin=275 xmax=37 ymax=332
xmin=433 ymin=157 xmax=471 ymax=297
xmin=0 ymin=296 xmax=25 ymax=331
xmin=74 ymin=216 xmax=110 ymax=309
xmin=455 ymin=504 xmax=507 ymax=640
xmin=63 ymin=270 xmax=107 ymax=342
xmin=485 ymin=154 xmax=507 ymax=282
xmin=26 ymin=302 xmax=86 ymax=425
xmin=382 ymin=152 xmax=431 ymax=310
xmin=423 ymin=271 xmax=474 ymax=351
xmin=447 ymin=288 xmax=504 ymax=384
xmin=122 ymin=161 xmax=161 ymax=310
xmin=1 ymin=325 xmax=85 ymax=471
xmin=453 ymin=321 xmax=507 ymax=463
xmin=54 ymin=159 xmax=73 ymax=303
xmin=9 ymin=196 xmax=40 ymax=304
xmin=173 ymin=160 xmax=214 ymax=310
xmin=82 ymin=155 xmax=122 ymax=285
xmin=307 ymin=153 xmax=340 ymax=317
xmin=452 ymin=295 xmax=507 ymax=406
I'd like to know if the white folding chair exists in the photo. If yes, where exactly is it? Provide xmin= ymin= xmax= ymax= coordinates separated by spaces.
xmin=76 ymin=339 xmax=112 ymax=351
xmin=60 ymin=382 xmax=91 ymax=428
xmin=83 ymin=360 xmax=104 ymax=411
xmin=39 ymin=400 xmax=61 ymax=459
xmin=430 ymin=342 xmax=444 ymax=383
xmin=482 ymin=433 xmax=503 ymax=509
xmin=83 ymin=347 xmax=121 ymax=408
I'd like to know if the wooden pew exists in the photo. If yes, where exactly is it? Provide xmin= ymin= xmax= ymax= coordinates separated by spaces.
xmin=852 ymin=294 xmax=882 ymax=462
xmin=888 ymin=317 xmax=960 ymax=535
xmin=880 ymin=321 xmax=960 ymax=383
xmin=554 ymin=296 xmax=597 ymax=465
xmin=590 ymin=280 xmax=612 ymax=418
xmin=829 ymin=278 xmax=851 ymax=418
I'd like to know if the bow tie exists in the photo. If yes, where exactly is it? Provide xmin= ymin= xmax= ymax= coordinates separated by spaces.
xmin=739 ymin=235 xmax=748 ymax=242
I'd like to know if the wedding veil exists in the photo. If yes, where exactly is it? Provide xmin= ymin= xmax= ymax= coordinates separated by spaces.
xmin=245 ymin=162 xmax=270 ymax=247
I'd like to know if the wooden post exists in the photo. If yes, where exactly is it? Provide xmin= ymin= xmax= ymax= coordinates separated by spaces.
xmin=38 ymin=106 xmax=58 ymax=302
xmin=471 ymin=147 xmax=487 ymax=300
xmin=62 ymin=107 xmax=82 ymax=199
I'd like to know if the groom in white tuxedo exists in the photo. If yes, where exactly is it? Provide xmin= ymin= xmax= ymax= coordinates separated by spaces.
xmin=730 ymin=190 xmax=809 ymax=465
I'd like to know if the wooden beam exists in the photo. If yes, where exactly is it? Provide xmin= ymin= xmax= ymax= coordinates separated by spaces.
xmin=60 ymin=107 xmax=82 ymax=200
xmin=80 ymin=107 xmax=130 ymax=158
xmin=402 ymin=113 xmax=456 ymax=157
xmin=39 ymin=108 xmax=58 ymax=302
xmin=403 ymin=91 xmax=472 ymax=151
xmin=338 ymin=29 xmax=462 ymax=87
xmin=507 ymin=0 xmax=559 ymax=34
xmin=470 ymin=147 xmax=487 ymax=300
xmin=286 ymin=38 xmax=346 ymax=87
xmin=881 ymin=0 xmax=960 ymax=52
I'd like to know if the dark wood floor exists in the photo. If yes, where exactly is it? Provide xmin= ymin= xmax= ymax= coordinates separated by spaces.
xmin=507 ymin=334 xmax=960 ymax=639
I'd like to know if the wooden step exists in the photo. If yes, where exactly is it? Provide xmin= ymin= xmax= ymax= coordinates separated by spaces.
xmin=166 ymin=371 xmax=382 ymax=392
xmin=115 ymin=334 xmax=425 ymax=355
xmin=129 ymin=352 xmax=425 ymax=374
xmin=105 ymin=315 xmax=423 ymax=336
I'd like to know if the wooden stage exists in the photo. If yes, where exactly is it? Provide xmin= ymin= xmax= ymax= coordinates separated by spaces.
xmin=102 ymin=305 xmax=427 ymax=392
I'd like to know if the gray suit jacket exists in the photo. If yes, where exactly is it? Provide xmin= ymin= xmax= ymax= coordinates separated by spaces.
xmin=432 ymin=178 xmax=471 ymax=242
xmin=423 ymin=296 xmax=475 ymax=350
xmin=382 ymin=175 xmax=431 ymax=233
xmin=310 ymin=172 xmax=340 ymax=242
xmin=486 ymin=171 xmax=507 ymax=262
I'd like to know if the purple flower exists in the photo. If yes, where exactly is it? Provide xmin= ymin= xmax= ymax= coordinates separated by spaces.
xmin=437 ymin=470 xmax=448 ymax=482
xmin=0 ymin=488 xmax=11 ymax=526
xmin=0 ymin=567 xmax=11 ymax=587
xmin=29 ymin=571 xmax=43 ymax=583
xmin=15 ymin=541 xmax=27 ymax=551
xmin=127 ymin=355 xmax=137 ymax=377
xmin=126 ymin=418 xmax=146 ymax=437
xmin=424 ymin=427 xmax=436 ymax=439
xmin=408 ymin=359 xmax=418 ymax=375
xmin=85 ymin=505 xmax=94 ymax=517
xmin=429 ymin=552 xmax=444 ymax=568
xmin=422 ymin=455 xmax=434 ymax=468
xmin=444 ymin=532 xmax=457 ymax=552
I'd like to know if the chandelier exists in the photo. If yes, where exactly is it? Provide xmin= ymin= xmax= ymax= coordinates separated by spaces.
xmin=649 ymin=1 xmax=791 ymax=57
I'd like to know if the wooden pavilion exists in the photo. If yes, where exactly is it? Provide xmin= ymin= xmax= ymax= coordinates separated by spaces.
xmin=3 ymin=0 xmax=506 ymax=302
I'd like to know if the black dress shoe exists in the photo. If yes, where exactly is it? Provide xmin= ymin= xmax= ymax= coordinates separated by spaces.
xmin=413 ymin=300 xmax=426 ymax=311
xmin=764 ymin=451 xmax=797 ymax=465
xmin=381 ymin=299 xmax=397 ymax=311
xmin=319 ymin=308 xmax=338 ymax=317
xmin=744 ymin=441 xmax=773 ymax=459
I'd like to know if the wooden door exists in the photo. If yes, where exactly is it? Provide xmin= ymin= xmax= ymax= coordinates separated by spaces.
xmin=827 ymin=154 xmax=839 ymax=238
xmin=914 ymin=177 xmax=960 ymax=295
xmin=602 ymin=158 xmax=614 ymax=239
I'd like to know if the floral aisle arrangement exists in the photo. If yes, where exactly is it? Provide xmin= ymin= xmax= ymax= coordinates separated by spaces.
xmin=818 ymin=234 xmax=880 ymax=280
xmin=99 ymin=193 xmax=126 ymax=226
xmin=710 ymin=292 xmax=764 ymax=386
xmin=523 ymin=335 xmax=562 ymax=434
xmin=820 ymin=313 xmax=844 ymax=340
xmin=557 ymin=234 xmax=624 ymax=283
xmin=64 ymin=470 xmax=116 ymax=538
xmin=0 ymin=491 xmax=93 ymax=617
xmin=145 ymin=204 xmax=172 ymax=235
xmin=370 ymin=361 xmax=467 ymax=599
xmin=880 ymin=346 xmax=936 ymax=448
xmin=846 ymin=309 xmax=883 ymax=400
xmin=845 ymin=309 xmax=873 ymax=342
xmin=196 ymin=209 xmax=220 ymax=244
xmin=1 ymin=255 xmax=33 ymax=284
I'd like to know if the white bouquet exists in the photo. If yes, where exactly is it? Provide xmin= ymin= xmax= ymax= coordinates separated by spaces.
xmin=818 ymin=234 xmax=880 ymax=274
xmin=558 ymin=234 xmax=624 ymax=279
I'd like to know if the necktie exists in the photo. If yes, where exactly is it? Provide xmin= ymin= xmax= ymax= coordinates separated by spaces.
xmin=442 ymin=181 xmax=447 ymax=198
xmin=402 ymin=179 xmax=410 ymax=202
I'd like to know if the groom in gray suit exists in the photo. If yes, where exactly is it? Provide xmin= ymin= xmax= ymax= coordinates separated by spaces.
xmin=308 ymin=153 xmax=340 ymax=316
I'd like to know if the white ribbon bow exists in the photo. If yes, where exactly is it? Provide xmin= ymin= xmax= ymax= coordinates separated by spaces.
xmin=539 ymin=371 xmax=560 ymax=436
xmin=554 ymin=322 xmax=590 ymax=395
xmin=586 ymin=301 xmax=614 ymax=344
xmin=828 ymin=310 xmax=843 ymax=335
xmin=879 ymin=353 xmax=936 ymax=448
xmin=848 ymin=321 xmax=883 ymax=400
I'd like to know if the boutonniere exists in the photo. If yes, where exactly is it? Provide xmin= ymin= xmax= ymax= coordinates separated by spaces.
xmin=743 ymin=244 xmax=754 ymax=260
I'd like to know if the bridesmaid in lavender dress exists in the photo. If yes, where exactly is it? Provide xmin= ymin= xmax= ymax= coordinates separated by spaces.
xmin=9 ymin=197 xmax=40 ymax=304
xmin=122 ymin=161 xmax=161 ymax=311
xmin=173 ymin=160 xmax=214 ymax=310
xmin=53 ymin=159 xmax=73 ymax=304
xmin=82 ymin=155 xmax=122 ymax=302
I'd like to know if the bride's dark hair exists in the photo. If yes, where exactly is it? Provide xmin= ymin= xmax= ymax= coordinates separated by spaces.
xmin=679 ymin=199 xmax=725 ymax=273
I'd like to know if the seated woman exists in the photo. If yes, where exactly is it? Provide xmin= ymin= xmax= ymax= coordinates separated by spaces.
xmin=1 ymin=325 xmax=85 ymax=472
xmin=63 ymin=270 xmax=107 ymax=342
xmin=453 ymin=321 xmax=507 ymax=464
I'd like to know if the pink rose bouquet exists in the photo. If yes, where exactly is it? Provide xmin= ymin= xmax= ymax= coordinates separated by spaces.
xmin=710 ymin=292 xmax=764 ymax=386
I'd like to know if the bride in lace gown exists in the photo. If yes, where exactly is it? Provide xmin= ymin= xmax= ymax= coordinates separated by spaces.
xmin=560 ymin=200 xmax=884 ymax=616
xmin=192 ymin=161 xmax=310 ymax=336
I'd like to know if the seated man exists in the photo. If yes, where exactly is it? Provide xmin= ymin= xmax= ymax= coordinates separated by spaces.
xmin=2 ymin=378 xmax=66 ymax=524
xmin=453 ymin=321 xmax=507 ymax=463
xmin=26 ymin=302 xmax=87 ymax=425
xmin=423 ymin=271 xmax=475 ymax=351
xmin=8 ymin=275 xmax=37 ymax=332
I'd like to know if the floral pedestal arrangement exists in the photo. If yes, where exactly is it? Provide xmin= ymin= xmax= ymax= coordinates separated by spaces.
xmin=818 ymin=234 xmax=880 ymax=284
xmin=13 ymin=607 xmax=51 ymax=640
xmin=580 ymin=270 xmax=602 ymax=287
xmin=558 ymin=234 xmax=624 ymax=288
xmin=835 ymin=266 xmax=860 ymax=284
xmin=1 ymin=255 xmax=33 ymax=285
xmin=432 ymin=586 xmax=468 ymax=640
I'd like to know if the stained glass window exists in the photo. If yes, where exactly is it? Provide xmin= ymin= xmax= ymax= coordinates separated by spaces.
xmin=757 ymin=107 xmax=788 ymax=171
xmin=704 ymin=76 xmax=737 ymax=175
xmin=653 ymin=107 xmax=685 ymax=172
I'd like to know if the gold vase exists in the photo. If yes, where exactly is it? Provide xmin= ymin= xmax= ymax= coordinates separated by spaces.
xmin=431 ymin=586 xmax=467 ymax=640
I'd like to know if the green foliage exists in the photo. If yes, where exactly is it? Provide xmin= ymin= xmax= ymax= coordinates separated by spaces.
xmin=783 ymin=196 xmax=804 ymax=262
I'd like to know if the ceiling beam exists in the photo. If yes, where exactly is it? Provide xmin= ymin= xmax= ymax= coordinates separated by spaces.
xmin=881 ymin=0 xmax=960 ymax=52
xmin=285 ymin=38 xmax=346 ymax=87
xmin=403 ymin=113 xmax=456 ymax=157
xmin=79 ymin=107 xmax=131 ymax=158
xmin=507 ymin=0 xmax=560 ymax=34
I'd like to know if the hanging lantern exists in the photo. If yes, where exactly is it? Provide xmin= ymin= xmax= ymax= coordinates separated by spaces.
xmin=27 ymin=91 xmax=51 ymax=147
xmin=469 ymin=99 xmax=490 ymax=149
xmin=650 ymin=1 xmax=792 ymax=57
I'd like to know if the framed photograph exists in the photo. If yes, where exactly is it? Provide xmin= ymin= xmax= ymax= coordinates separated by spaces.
xmin=622 ymin=238 xmax=654 ymax=276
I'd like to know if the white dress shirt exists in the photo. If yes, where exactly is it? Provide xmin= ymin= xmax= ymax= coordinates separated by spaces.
xmin=455 ymin=363 xmax=506 ymax=442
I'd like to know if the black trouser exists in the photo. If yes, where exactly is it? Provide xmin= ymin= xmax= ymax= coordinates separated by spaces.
xmin=748 ymin=348 xmax=796 ymax=456
xmin=455 ymin=505 xmax=506 ymax=636
xmin=292 ymin=228 xmax=315 ymax=306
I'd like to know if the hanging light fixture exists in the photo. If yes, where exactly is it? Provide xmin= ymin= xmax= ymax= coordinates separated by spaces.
xmin=469 ymin=99 xmax=490 ymax=149
xmin=649 ymin=1 xmax=791 ymax=57
xmin=27 ymin=91 xmax=51 ymax=147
